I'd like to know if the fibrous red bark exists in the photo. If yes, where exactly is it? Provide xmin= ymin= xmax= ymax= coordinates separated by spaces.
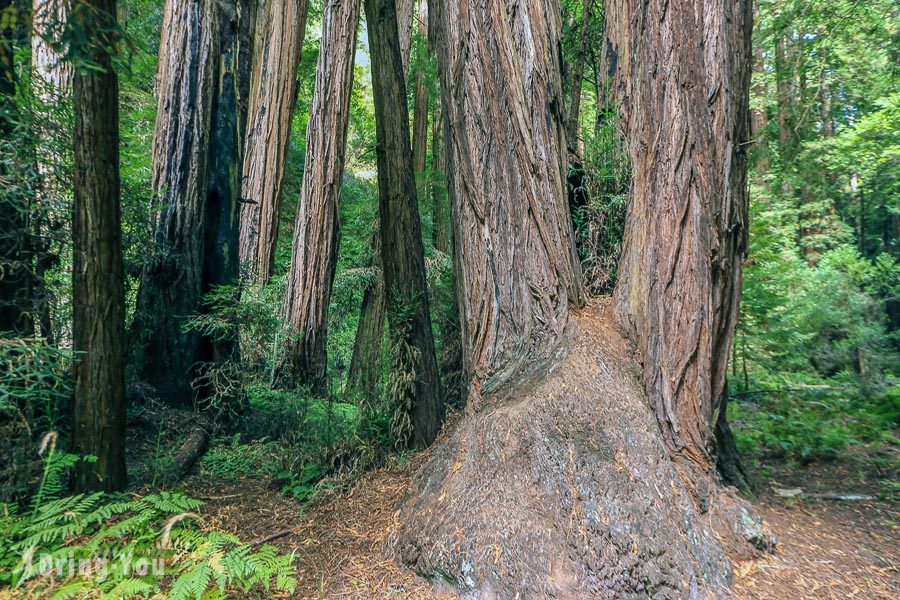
xmin=283 ymin=0 xmax=360 ymax=394
xmin=429 ymin=0 xmax=584 ymax=398
xmin=239 ymin=0 xmax=309 ymax=282
xmin=394 ymin=0 xmax=769 ymax=595
xmin=606 ymin=0 xmax=771 ymax=555
xmin=365 ymin=0 xmax=442 ymax=447
xmin=131 ymin=0 xmax=252 ymax=404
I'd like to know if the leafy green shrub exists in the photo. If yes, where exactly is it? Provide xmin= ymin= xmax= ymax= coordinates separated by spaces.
xmin=216 ymin=387 xmax=363 ymax=502
xmin=199 ymin=435 xmax=284 ymax=481
xmin=730 ymin=383 xmax=899 ymax=462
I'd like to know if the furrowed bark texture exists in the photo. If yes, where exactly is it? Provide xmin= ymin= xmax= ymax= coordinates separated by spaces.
xmin=430 ymin=0 xmax=584 ymax=398
xmin=239 ymin=0 xmax=309 ymax=282
xmin=607 ymin=0 xmax=772 ymax=554
xmin=395 ymin=0 xmax=413 ymax=76
xmin=71 ymin=0 xmax=126 ymax=492
xmin=365 ymin=0 xmax=442 ymax=448
xmin=131 ymin=0 xmax=251 ymax=404
xmin=283 ymin=0 xmax=359 ymax=393
xmin=32 ymin=0 xmax=73 ymax=99
xmin=393 ymin=1 xmax=765 ymax=595
xmin=396 ymin=303 xmax=732 ymax=597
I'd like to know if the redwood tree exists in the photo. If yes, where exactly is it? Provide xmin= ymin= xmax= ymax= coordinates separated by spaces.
xmin=364 ymin=0 xmax=442 ymax=447
xmin=283 ymin=0 xmax=360 ymax=394
xmin=431 ymin=103 xmax=462 ymax=406
xmin=239 ymin=0 xmax=309 ymax=282
xmin=394 ymin=0 xmax=767 ymax=595
xmin=606 ymin=0 xmax=756 ymax=504
xmin=130 ymin=0 xmax=253 ymax=404
xmin=409 ymin=0 xmax=428 ymax=174
xmin=71 ymin=0 xmax=126 ymax=492
xmin=31 ymin=0 xmax=73 ymax=344
xmin=345 ymin=221 xmax=386 ymax=403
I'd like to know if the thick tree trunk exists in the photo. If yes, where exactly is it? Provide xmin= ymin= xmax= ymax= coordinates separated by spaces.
xmin=395 ymin=0 xmax=769 ymax=596
xmin=239 ymin=0 xmax=309 ymax=282
xmin=283 ymin=0 xmax=360 ymax=394
xmin=429 ymin=0 xmax=584 ymax=397
xmin=130 ymin=0 xmax=252 ymax=405
xmin=32 ymin=0 xmax=73 ymax=99
xmin=607 ymin=0 xmax=771 ymax=554
xmin=346 ymin=221 xmax=386 ymax=403
xmin=71 ymin=0 xmax=126 ymax=492
xmin=409 ymin=0 xmax=428 ymax=175
xmin=365 ymin=0 xmax=442 ymax=448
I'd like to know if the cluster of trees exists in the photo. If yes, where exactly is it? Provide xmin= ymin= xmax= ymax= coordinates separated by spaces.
xmin=1 ymin=0 xmax=896 ymax=595
xmin=739 ymin=0 xmax=898 ymax=393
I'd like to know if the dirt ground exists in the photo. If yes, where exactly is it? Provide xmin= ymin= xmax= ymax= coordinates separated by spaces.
xmin=186 ymin=446 xmax=898 ymax=599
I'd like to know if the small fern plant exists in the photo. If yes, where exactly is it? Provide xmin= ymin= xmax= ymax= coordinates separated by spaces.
xmin=4 ymin=488 xmax=297 ymax=598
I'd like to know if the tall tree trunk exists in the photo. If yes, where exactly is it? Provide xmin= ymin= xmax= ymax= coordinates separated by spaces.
xmin=395 ymin=1 xmax=769 ymax=595
xmin=428 ymin=0 xmax=584 ymax=397
xmin=608 ymin=0 xmax=769 ymax=549
xmin=32 ymin=0 xmax=73 ymax=97
xmin=750 ymin=6 xmax=769 ymax=171
xmin=365 ymin=0 xmax=442 ymax=448
xmin=71 ymin=0 xmax=126 ymax=492
xmin=283 ymin=0 xmax=360 ymax=394
xmin=774 ymin=31 xmax=796 ymax=166
xmin=31 ymin=0 xmax=73 ymax=345
xmin=566 ymin=0 xmax=591 ymax=147
xmin=346 ymin=221 xmax=386 ymax=402
xmin=347 ymin=0 xmax=423 ymax=402
xmin=395 ymin=0 xmax=413 ymax=76
xmin=130 ymin=0 xmax=252 ymax=405
xmin=239 ymin=0 xmax=309 ymax=282
xmin=409 ymin=0 xmax=428 ymax=175
xmin=819 ymin=44 xmax=833 ymax=138
xmin=0 ymin=0 xmax=32 ymax=337
xmin=431 ymin=102 xmax=462 ymax=407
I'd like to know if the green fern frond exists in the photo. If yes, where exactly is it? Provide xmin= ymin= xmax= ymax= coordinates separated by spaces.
xmin=104 ymin=577 xmax=154 ymax=599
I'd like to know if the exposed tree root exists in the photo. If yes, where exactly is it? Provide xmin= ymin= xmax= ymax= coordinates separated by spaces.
xmin=395 ymin=301 xmax=770 ymax=598
xmin=167 ymin=412 xmax=216 ymax=482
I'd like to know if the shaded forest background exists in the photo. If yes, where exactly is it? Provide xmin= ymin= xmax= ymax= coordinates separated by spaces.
xmin=0 ymin=0 xmax=897 ymax=596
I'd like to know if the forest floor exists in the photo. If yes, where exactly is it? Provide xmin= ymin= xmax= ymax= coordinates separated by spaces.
xmin=180 ymin=440 xmax=899 ymax=599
